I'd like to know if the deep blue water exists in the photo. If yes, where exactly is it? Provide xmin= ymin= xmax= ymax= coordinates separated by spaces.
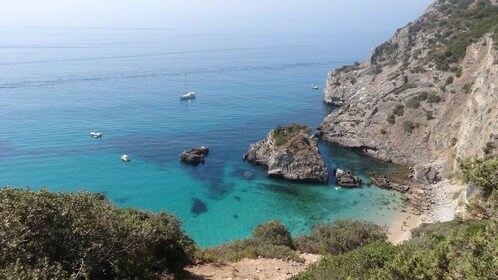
xmin=0 ymin=27 xmax=406 ymax=247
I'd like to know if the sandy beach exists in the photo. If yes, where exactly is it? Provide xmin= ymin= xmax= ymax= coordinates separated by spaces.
xmin=387 ymin=212 xmax=422 ymax=244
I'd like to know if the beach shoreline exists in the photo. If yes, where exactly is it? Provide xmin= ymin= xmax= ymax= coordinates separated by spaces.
xmin=387 ymin=211 xmax=422 ymax=244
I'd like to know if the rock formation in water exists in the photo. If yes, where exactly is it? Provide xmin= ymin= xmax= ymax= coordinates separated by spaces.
xmin=318 ymin=0 xmax=498 ymax=183
xmin=244 ymin=124 xmax=328 ymax=184
xmin=180 ymin=146 xmax=209 ymax=165
xmin=335 ymin=169 xmax=361 ymax=187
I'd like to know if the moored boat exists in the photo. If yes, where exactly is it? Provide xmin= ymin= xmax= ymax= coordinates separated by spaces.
xmin=121 ymin=154 xmax=130 ymax=162
xmin=180 ymin=91 xmax=196 ymax=100
xmin=180 ymin=71 xmax=196 ymax=101
xmin=90 ymin=131 xmax=102 ymax=138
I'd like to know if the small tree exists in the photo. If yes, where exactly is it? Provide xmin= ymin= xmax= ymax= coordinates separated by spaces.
xmin=252 ymin=220 xmax=294 ymax=248
xmin=458 ymin=157 xmax=498 ymax=198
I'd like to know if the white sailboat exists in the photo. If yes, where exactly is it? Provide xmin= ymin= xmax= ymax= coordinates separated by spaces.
xmin=90 ymin=131 xmax=102 ymax=138
xmin=180 ymin=71 xmax=196 ymax=100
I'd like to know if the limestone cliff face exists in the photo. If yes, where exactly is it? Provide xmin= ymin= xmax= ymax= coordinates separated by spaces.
xmin=318 ymin=0 xmax=498 ymax=181
xmin=244 ymin=124 xmax=328 ymax=184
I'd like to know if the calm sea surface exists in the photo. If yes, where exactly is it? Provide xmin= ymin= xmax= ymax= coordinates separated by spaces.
xmin=1 ymin=27 xmax=406 ymax=246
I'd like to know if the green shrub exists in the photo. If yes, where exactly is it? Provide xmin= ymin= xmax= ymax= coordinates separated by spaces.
xmin=0 ymin=187 xmax=196 ymax=279
xmin=418 ymin=91 xmax=429 ymax=101
xmin=392 ymin=104 xmax=405 ymax=116
xmin=293 ymin=220 xmax=387 ymax=255
xmin=427 ymin=92 xmax=441 ymax=103
xmin=272 ymin=123 xmax=311 ymax=146
xmin=387 ymin=114 xmax=396 ymax=124
xmin=208 ymin=239 xmax=304 ymax=263
xmin=292 ymin=242 xmax=400 ymax=280
xmin=458 ymin=157 xmax=498 ymax=197
xmin=402 ymin=121 xmax=416 ymax=133
xmin=405 ymin=97 xmax=420 ymax=109
xmin=455 ymin=67 xmax=463 ymax=77
xmin=445 ymin=76 xmax=455 ymax=85
xmin=463 ymin=83 xmax=472 ymax=93
xmin=483 ymin=141 xmax=496 ymax=155
xmin=393 ymin=83 xmax=416 ymax=95
xmin=207 ymin=221 xmax=303 ymax=263
xmin=252 ymin=220 xmax=294 ymax=248
xmin=425 ymin=110 xmax=434 ymax=120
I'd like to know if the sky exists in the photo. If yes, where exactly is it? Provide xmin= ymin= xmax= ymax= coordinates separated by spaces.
xmin=0 ymin=0 xmax=434 ymax=32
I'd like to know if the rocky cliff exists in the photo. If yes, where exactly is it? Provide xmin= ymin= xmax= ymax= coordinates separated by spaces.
xmin=318 ymin=0 xmax=498 ymax=182
xmin=244 ymin=124 xmax=329 ymax=184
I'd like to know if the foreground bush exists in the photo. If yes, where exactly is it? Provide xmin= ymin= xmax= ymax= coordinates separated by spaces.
xmin=204 ymin=220 xmax=303 ymax=263
xmin=0 ymin=187 xmax=196 ymax=279
xmin=206 ymin=239 xmax=303 ymax=263
xmin=458 ymin=156 xmax=498 ymax=218
xmin=294 ymin=220 xmax=387 ymax=255
xmin=293 ymin=220 xmax=498 ymax=279
xmin=459 ymin=156 xmax=498 ymax=197
xmin=252 ymin=220 xmax=294 ymax=248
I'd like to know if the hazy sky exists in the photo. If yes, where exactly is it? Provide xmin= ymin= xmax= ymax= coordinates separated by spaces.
xmin=0 ymin=0 xmax=434 ymax=31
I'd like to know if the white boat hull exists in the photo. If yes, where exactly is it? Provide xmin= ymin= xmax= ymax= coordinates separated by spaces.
xmin=180 ymin=92 xmax=196 ymax=100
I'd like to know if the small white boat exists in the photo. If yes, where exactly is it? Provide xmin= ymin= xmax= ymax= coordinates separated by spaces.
xmin=180 ymin=71 xmax=196 ymax=101
xmin=180 ymin=91 xmax=196 ymax=100
xmin=90 ymin=131 xmax=102 ymax=138
xmin=311 ymin=84 xmax=319 ymax=90
xmin=121 ymin=154 xmax=130 ymax=162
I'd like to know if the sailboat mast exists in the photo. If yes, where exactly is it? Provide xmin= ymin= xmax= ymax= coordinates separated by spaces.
xmin=184 ymin=70 xmax=187 ymax=93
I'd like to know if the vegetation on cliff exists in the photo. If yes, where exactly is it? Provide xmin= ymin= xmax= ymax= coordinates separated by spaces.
xmin=0 ymin=187 xmax=196 ymax=279
xmin=371 ymin=0 xmax=498 ymax=72
xmin=459 ymin=156 xmax=498 ymax=218
xmin=272 ymin=123 xmax=312 ymax=146
xmin=293 ymin=220 xmax=498 ymax=279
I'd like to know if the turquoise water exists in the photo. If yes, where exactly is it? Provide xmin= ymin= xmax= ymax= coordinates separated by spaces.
xmin=0 ymin=27 xmax=406 ymax=247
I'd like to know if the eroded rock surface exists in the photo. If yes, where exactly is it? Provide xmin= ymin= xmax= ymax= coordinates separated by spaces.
xmin=244 ymin=124 xmax=328 ymax=184
xmin=318 ymin=1 xmax=498 ymax=180
xmin=180 ymin=146 xmax=209 ymax=165
xmin=335 ymin=169 xmax=361 ymax=187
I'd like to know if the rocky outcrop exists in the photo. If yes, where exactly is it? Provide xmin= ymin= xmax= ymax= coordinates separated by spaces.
xmin=318 ymin=0 xmax=498 ymax=181
xmin=369 ymin=175 xmax=411 ymax=193
xmin=335 ymin=169 xmax=361 ymax=187
xmin=244 ymin=124 xmax=328 ymax=184
xmin=180 ymin=146 xmax=209 ymax=165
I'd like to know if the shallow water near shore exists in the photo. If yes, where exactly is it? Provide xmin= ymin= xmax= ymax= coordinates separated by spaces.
xmin=1 ymin=27 xmax=408 ymax=246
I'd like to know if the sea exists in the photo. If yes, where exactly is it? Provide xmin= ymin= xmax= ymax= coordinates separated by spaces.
xmin=0 ymin=26 xmax=408 ymax=247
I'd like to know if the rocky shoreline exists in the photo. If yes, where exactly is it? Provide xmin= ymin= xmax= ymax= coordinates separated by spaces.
xmin=315 ymin=0 xmax=498 ymax=224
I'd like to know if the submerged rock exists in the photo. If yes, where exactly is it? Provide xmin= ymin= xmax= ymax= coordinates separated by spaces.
xmin=244 ymin=124 xmax=328 ymax=184
xmin=335 ymin=169 xmax=361 ymax=187
xmin=190 ymin=197 xmax=208 ymax=216
xmin=180 ymin=146 xmax=209 ymax=165
xmin=243 ymin=171 xmax=255 ymax=180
